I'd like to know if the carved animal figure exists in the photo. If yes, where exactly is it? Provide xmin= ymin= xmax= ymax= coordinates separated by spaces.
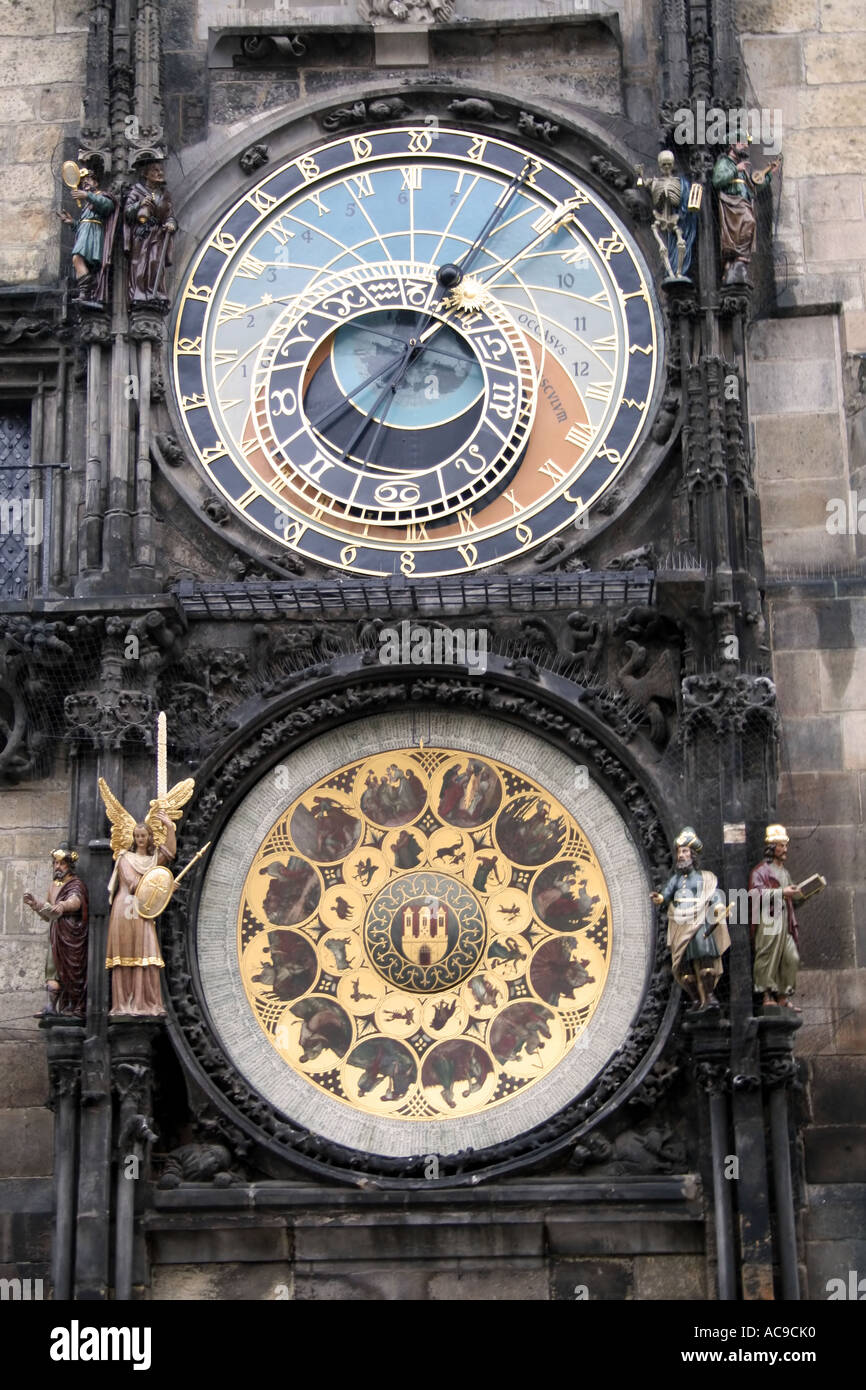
xmin=448 ymin=98 xmax=508 ymax=121
xmin=616 ymin=639 xmax=679 ymax=748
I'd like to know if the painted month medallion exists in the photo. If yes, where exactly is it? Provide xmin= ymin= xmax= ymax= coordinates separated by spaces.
xmin=236 ymin=743 xmax=612 ymax=1121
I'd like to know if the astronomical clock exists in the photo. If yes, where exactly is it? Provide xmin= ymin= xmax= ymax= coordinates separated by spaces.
xmin=172 ymin=124 xmax=659 ymax=577
xmin=167 ymin=112 xmax=668 ymax=1182
xmin=17 ymin=0 xmax=808 ymax=1304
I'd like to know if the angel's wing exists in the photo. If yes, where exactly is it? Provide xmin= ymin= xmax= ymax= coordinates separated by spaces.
xmin=146 ymin=777 xmax=195 ymax=846
xmin=97 ymin=777 xmax=136 ymax=859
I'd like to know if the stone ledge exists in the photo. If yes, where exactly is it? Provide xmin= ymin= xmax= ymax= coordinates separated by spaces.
xmin=147 ymin=1176 xmax=701 ymax=1215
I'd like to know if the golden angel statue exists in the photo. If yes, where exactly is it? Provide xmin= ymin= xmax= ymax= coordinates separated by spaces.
xmin=98 ymin=776 xmax=193 ymax=1016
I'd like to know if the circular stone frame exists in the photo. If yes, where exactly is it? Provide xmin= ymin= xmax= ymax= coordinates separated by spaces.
xmin=198 ymin=712 xmax=649 ymax=1158
xmin=162 ymin=664 xmax=675 ymax=1186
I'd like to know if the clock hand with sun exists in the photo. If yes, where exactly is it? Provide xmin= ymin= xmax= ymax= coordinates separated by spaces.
xmin=344 ymin=164 xmax=537 ymax=467
xmin=415 ymin=194 xmax=587 ymax=351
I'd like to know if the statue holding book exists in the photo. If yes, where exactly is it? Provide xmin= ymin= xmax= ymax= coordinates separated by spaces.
xmin=749 ymin=824 xmax=825 ymax=1011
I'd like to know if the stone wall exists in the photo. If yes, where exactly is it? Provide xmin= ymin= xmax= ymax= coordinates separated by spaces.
xmin=741 ymin=0 xmax=866 ymax=1302
xmin=145 ymin=1194 xmax=707 ymax=1300
xmin=737 ymin=0 xmax=866 ymax=348
xmin=160 ymin=2 xmax=626 ymax=156
xmin=0 ymin=1 xmax=88 ymax=286
xmin=0 ymin=759 xmax=69 ymax=1287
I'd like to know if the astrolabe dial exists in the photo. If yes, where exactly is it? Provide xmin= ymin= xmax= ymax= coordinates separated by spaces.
xmin=235 ymin=746 xmax=612 ymax=1121
xmin=251 ymin=261 xmax=536 ymax=533
xmin=173 ymin=124 xmax=660 ymax=576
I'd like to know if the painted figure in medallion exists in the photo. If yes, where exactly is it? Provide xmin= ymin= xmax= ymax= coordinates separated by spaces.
xmin=291 ymin=796 xmax=361 ymax=861
xmin=259 ymin=855 xmax=321 ymax=925
xmin=124 ymin=159 xmax=177 ymax=308
xmin=348 ymin=1038 xmax=416 ymax=1102
xmin=531 ymin=936 xmax=594 ymax=1007
xmin=532 ymin=861 xmax=601 ymax=932
xmin=438 ymin=759 xmax=501 ymax=828
xmin=651 ymin=827 xmax=730 ymax=1011
xmin=23 ymin=843 xmax=89 ymax=1015
xmin=98 ymin=777 xmax=193 ymax=1015
xmin=749 ymin=824 xmax=825 ymax=1011
xmin=422 ymin=1039 xmax=492 ymax=1110
xmin=361 ymin=762 xmax=426 ymax=826
xmin=496 ymin=795 xmax=567 ymax=865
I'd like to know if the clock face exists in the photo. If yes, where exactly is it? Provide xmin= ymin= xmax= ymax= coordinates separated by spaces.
xmin=173 ymin=125 xmax=660 ymax=576
xmin=197 ymin=713 xmax=653 ymax=1158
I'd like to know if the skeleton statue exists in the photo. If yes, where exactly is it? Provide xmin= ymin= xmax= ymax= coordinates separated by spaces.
xmin=637 ymin=150 xmax=698 ymax=282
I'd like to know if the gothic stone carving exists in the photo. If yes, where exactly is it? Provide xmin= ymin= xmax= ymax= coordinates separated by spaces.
xmin=239 ymin=143 xmax=269 ymax=175
xmin=517 ymin=111 xmax=560 ymax=145
xmin=321 ymin=98 xmax=411 ymax=132
xmin=156 ymin=1142 xmax=237 ymax=1188
xmin=569 ymin=1120 xmax=687 ymax=1175
xmin=0 ymin=616 xmax=102 ymax=782
xmin=680 ymin=672 xmax=779 ymax=744
xmin=360 ymin=0 xmax=455 ymax=22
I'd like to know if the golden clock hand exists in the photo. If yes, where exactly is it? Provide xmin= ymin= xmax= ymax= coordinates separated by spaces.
xmin=452 ymin=161 xmax=531 ymax=278
xmin=480 ymin=195 xmax=587 ymax=288
xmin=417 ymin=198 xmax=584 ymax=351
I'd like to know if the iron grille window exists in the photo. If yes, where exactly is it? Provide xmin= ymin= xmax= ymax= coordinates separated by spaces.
xmin=0 ymin=408 xmax=32 ymax=602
